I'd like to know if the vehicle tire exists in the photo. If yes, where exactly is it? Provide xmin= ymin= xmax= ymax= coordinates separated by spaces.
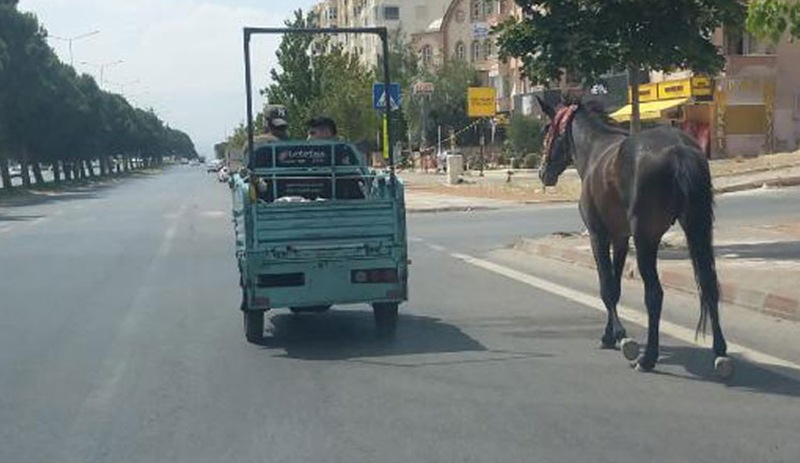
xmin=289 ymin=305 xmax=332 ymax=314
xmin=243 ymin=310 xmax=264 ymax=343
xmin=373 ymin=303 xmax=398 ymax=338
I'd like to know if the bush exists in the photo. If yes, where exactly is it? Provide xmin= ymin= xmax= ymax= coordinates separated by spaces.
xmin=521 ymin=153 xmax=541 ymax=169
xmin=507 ymin=113 xmax=545 ymax=158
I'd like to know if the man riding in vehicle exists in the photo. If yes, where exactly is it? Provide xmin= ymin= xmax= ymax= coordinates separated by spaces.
xmin=306 ymin=116 xmax=338 ymax=140
xmin=254 ymin=105 xmax=290 ymax=144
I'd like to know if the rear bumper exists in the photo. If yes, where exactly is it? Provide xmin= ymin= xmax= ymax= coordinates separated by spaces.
xmin=240 ymin=257 xmax=408 ymax=311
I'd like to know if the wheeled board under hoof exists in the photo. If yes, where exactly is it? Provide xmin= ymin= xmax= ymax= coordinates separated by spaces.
xmin=619 ymin=338 xmax=641 ymax=361
xmin=714 ymin=356 xmax=734 ymax=379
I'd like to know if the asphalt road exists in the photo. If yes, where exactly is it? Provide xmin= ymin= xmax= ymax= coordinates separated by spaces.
xmin=1 ymin=168 xmax=799 ymax=463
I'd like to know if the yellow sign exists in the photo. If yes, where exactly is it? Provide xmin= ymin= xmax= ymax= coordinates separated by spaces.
xmin=691 ymin=76 xmax=713 ymax=97
xmin=628 ymin=83 xmax=658 ymax=103
xmin=468 ymin=87 xmax=497 ymax=118
xmin=658 ymin=79 xmax=692 ymax=100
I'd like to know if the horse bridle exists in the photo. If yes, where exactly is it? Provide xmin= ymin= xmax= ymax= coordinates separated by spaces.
xmin=542 ymin=104 xmax=578 ymax=165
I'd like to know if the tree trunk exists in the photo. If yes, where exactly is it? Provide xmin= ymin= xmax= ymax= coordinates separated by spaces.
xmin=53 ymin=161 xmax=62 ymax=183
xmin=20 ymin=144 xmax=32 ymax=188
xmin=20 ymin=160 xmax=32 ymax=188
xmin=116 ymin=157 xmax=122 ymax=174
xmin=99 ymin=157 xmax=108 ymax=176
xmin=628 ymin=66 xmax=642 ymax=135
xmin=0 ymin=157 xmax=12 ymax=190
xmin=85 ymin=159 xmax=95 ymax=178
xmin=32 ymin=163 xmax=45 ymax=185
xmin=77 ymin=161 xmax=86 ymax=180
xmin=63 ymin=162 xmax=72 ymax=181
xmin=123 ymin=155 xmax=130 ymax=172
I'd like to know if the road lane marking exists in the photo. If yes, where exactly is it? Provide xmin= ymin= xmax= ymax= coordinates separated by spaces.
xmin=426 ymin=243 xmax=448 ymax=252
xmin=157 ymin=205 xmax=186 ymax=258
xmin=450 ymin=252 xmax=800 ymax=381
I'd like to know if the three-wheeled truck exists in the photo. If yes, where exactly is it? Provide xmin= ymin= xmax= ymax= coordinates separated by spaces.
xmin=232 ymin=26 xmax=408 ymax=342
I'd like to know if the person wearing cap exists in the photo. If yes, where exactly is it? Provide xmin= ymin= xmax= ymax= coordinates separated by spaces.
xmin=254 ymin=105 xmax=290 ymax=143
xmin=306 ymin=116 xmax=338 ymax=140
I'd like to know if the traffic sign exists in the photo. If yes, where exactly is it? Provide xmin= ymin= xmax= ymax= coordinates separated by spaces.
xmin=413 ymin=81 xmax=435 ymax=95
xmin=467 ymin=87 xmax=497 ymax=118
xmin=373 ymin=83 xmax=402 ymax=110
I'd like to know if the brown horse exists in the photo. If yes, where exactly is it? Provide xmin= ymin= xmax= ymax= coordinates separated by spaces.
xmin=536 ymin=97 xmax=731 ymax=377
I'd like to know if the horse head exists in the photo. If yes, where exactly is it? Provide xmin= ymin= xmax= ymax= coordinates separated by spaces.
xmin=536 ymin=96 xmax=578 ymax=186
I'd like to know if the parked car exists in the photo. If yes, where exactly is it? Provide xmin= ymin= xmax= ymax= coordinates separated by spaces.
xmin=206 ymin=159 xmax=222 ymax=172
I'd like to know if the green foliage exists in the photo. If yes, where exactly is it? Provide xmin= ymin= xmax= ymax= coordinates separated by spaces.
xmin=0 ymin=0 xmax=196 ymax=188
xmin=496 ymin=0 xmax=746 ymax=85
xmin=505 ymin=113 xmax=544 ymax=158
xmin=259 ymin=10 xmax=379 ymax=146
xmin=747 ymin=0 xmax=800 ymax=42
xmin=406 ymin=59 xmax=482 ymax=149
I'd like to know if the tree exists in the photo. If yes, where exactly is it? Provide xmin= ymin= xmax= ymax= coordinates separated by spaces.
xmin=747 ymin=0 xmax=800 ymax=42
xmin=496 ymin=0 xmax=746 ymax=133
xmin=406 ymin=59 xmax=482 ymax=150
xmin=259 ymin=9 xmax=380 ymax=146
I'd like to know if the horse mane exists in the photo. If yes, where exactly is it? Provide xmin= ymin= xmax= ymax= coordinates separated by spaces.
xmin=563 ymin=95 xmax=628 ymax=136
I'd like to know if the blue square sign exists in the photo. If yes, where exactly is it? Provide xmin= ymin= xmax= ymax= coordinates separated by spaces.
xmin=373 ymin=83 xmax=402 ymax=110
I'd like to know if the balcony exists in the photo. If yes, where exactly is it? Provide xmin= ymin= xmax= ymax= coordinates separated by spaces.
xmin=725 ymin=54 xmax=778 ymax=77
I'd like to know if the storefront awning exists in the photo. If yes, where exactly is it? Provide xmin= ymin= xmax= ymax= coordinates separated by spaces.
xmin=610 ymin=98 xmax=689 ymax=122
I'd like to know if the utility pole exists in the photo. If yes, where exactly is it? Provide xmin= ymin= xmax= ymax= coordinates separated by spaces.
xmin=81 ymin=59 xmax=124 ymax=89
xmin=50 ymin=30 xmax=99 ymax=67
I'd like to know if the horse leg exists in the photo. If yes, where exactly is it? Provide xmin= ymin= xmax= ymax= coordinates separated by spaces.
xmin=609 ymin=237 xmax=630 ymax=340
xmin=680 ymin=216 xmax=728 ymax=361
xmin=590 ymin=232 xmax=627 ymax=348
xmin=633 ymin=234 xmax=663 ymax=372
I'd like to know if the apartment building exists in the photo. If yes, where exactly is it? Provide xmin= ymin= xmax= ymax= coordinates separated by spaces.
xmin=313 ymin=0 xmax=451 ymax=66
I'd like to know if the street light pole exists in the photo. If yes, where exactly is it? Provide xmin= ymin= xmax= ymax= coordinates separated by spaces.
xmin=50 ymin=30 xmax=99 ymax=67
xmin=81 ymin=59 xmax=124 ymax=88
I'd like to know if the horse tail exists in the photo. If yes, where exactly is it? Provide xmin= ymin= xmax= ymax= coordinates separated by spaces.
xmin=672 ymin=147 xmax=719 ymax=339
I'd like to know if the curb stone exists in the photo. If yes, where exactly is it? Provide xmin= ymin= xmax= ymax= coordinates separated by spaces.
xmin=514 ymin=237 xmax=800 ymax=322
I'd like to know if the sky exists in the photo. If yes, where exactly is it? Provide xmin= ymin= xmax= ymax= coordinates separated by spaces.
xmin=20 ymin=0 xmax=318 ymax=157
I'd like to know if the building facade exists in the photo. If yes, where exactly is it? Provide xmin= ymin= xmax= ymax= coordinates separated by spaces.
xmin=313 ymin=0 xmax=452 ymax=66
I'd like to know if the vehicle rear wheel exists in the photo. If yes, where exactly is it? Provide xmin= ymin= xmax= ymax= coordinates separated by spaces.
xmin=373 ymin=303 xmax=398 ymax=338
xmin=289 ymin=305 xmax=332 ymax=314
xmin=243 ymin=310 xmax=264 ymax=343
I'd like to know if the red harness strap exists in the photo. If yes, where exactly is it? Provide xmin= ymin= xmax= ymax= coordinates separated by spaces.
xmin=542 ymin=104 xmax=578 ymax=162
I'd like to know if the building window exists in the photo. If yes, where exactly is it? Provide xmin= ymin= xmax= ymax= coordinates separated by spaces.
xmin=422 ymin=45 xmax=433 ymax=66
xmin=484 ymin=0 xmax=495 ymax=17
xmin=384 ymin=6 xmax=400 ymax=21
xmin=471 ymin=40 xmax=481 ymax=62
xmin=483 ymin=39 xmax=493 ymax=60
xmin=327 ymin=7 xmax=337 ymax=21
xmin=726 ymin=29 xmax=777 ymax=55
xmin=471 ymin=0 xmax=482 ymax=21
xmin=455 ymin=42 xmax=466 ymax=61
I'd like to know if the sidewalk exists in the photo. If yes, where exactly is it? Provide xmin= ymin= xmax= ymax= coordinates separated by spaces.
xmin=514 ymin=222 xmax=800 ymax=322
xmin=400 ymin=150 xmax=800 ymax=206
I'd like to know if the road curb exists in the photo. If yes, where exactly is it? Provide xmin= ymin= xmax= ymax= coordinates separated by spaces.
xmin=714 ymin=175 xmax=800 ymax=195
xmin=514 ymin=237 xmax=800 ymax=323
xmin=406 ymin=205 xmax=498 ymax=214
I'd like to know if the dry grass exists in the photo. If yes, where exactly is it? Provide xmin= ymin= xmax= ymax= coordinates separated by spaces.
xmin=710 ymin=151 xmax=800 ymax=177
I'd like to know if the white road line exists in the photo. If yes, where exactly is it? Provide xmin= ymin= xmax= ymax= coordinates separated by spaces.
xmin=451 ymin=252 xmax=800 ymax=381
xmin=427 ymin=243 xmax=448 ymax=252
xmin=0 ymin=225 xmax=14 ymax=234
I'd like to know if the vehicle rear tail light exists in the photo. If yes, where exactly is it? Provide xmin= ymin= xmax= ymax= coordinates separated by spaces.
xmin=351 ymin=268 xmax=398 ymax=284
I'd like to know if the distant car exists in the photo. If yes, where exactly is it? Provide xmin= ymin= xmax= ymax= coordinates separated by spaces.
xmin=180 ymin=158 xmax=190 ymax=165
xmin=206 ymin=160 xmax=222 ymax=172
xmin=189 ymin=159 xmax=200 ymax=167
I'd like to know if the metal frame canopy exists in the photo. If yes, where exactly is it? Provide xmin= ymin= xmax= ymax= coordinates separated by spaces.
xmin=243 ymin=27 xmax=395 ymax=173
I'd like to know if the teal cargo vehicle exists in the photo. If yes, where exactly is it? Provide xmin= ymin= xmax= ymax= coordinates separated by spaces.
xmin=233 ymin=26 xmax=408 ymax=342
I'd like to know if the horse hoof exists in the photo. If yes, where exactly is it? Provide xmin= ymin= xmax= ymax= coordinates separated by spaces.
xmin=631 ymin=360 xmax=654 ymax=373
xmin=620 ymin=338 xmax=640 ymax=361
xmin=714 ymin=356 xmax=734 ymax=379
